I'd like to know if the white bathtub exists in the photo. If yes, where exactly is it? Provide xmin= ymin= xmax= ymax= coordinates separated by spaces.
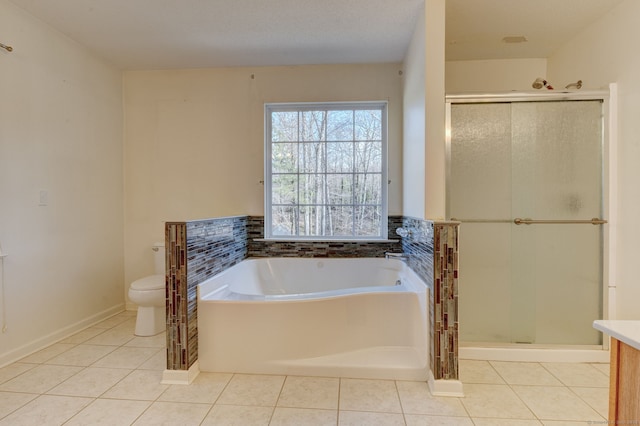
xmin=197 ymin=257 xmax=429 ymax=380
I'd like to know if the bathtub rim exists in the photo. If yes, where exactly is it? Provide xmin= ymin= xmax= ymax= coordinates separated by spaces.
xmin=196 ymin=256 xmax=427 ymax=304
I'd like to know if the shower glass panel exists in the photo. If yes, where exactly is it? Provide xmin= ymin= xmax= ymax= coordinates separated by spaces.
xmin=450 ymin=99 xmax=604 ymax=346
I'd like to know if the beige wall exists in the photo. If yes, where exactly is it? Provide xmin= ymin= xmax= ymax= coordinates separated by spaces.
xmin=402 ymin=0 xmax=446 ymax=220
xmin=446 ymin=59 xmax=548 ymax=93
xmin=424 ymin=0 xmax=446 ymax=220
xmin=0 ymin=0 xmax=124 ymax=365
xmin=123 ymin=64 xmax=404 ymax=293
xmin=547 ymin=0 xmax=640 ymax=320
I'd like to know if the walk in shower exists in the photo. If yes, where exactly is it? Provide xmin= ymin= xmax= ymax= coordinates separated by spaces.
xmin=446 ymin=92 xmax=610 ymax=356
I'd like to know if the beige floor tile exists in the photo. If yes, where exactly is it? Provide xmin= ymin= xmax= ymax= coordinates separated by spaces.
xmin=542 ymin=363 xmax=609 ymax=387
xmin=405 ymin=414 xmax=474 ymax=425
xmin=570 ymin=386 xmax=609 ymax=419
xmin=0 ymin=363 xmax=35 ymax=385
xmin=18 ymin=343 xmax=76 ymax=364
xmin=112 ymin=318 xmax=137 ymax=333
xmin=0 ymin=394 xmax=91 ymax=426
xmin=338 ymin=410 xmax=405 ymax=425
xmin=95 ymin=312 xmax=136 ymax=329
xmin=64 ymin=398 xmax=151 ymax=425
xmin=91 ymin=346 xmax=161 ymax=369
xmin=339 ymin=378 xmax=402 ymax=413
xmin=85 ymin=328 xmax=136 ymax=346
xmin=124 ymin=332 xmax=167 ymax=348
xmin=277 ymin=376 xmax=339 ymax=409
xmin=137 ymin=350 xmax=166 ymax=370
xmin=132 ymin=401 xmax=211 ymax=425
xmin=490 ymin=361 xmax=563 ymax=386
xmin=0 ymin=308 xmax=622 ymax=426
xmin=460 ymin=384 xmax=535 ymax=419
xmin=541 ymin=421 xmax=596 ymax=426
xmin=0 ymin=391 xmax=38 ymax=418
xmin=159 ymin=372 xmax=233 ymax=404
xmin=59 ymin=327 xmax=108 ymax=344
xmin=590 ymin=363 xmax=610 ymax=377
xmin=458 ymin=360 xmax=505 ymax=384
xmin=45 ymin=344 xmax=117 ymax=367
xmin=270 ymin=407 xmax=337 ymax=426
xmin=101 ymin=369 xmax=168 ymax=400
xmin=396 ymin=380 xmax=467 ymax=416
xmin=512 ymin=385 xmax=604 ymax=422
xmin=471 ymin=419 xmax=543 ymax=425
xmin=47 ymin=366 xmax=131 ymax=397
xmin=216 ymin=374 xmax=285 ymax=406
xmin=0 ymin=364 xmax=82 ymax=394
xmin=201 ymin=404 xmax=273 ymax=425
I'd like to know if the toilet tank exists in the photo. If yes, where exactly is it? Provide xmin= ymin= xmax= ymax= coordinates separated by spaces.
xmin=153 ymin=242 xmax=165 ymax=275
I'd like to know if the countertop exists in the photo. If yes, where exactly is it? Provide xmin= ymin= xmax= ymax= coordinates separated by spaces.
xmin=593 ymin=320 xmax=640 ymax=351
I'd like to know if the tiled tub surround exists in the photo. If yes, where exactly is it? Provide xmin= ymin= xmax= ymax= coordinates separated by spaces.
xmin=164 ymin=215 xmax=459 ymax=392
xmin=165 ymin=215 xmax=402 ymax=374
xmin=401 ymin=217 xmax=461 ymax=393
xmin=165 ymin=217 xmax=248 ymax=375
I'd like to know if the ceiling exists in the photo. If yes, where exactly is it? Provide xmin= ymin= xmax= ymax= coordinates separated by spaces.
xmin=446 ymin=0 xmax=623 ymax=61
xmin=7 ymin=0 xmax=624 ymax=70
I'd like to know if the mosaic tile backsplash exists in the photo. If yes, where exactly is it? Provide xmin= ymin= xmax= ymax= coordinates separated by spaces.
xmin=165 ymin=214 xmax=459 ymax=383
xmin=247 ymin=216 xmax=403 ymax=258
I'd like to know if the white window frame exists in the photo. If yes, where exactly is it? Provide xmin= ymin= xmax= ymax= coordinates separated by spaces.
xmin=264 ymin=101 xmax=388 ymax=241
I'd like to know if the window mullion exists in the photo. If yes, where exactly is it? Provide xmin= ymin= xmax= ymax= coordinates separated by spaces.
xmin=296 ymin=110 xmax=301 ymax=237
xmin=351 ymin=109 xmax=356 ymax=237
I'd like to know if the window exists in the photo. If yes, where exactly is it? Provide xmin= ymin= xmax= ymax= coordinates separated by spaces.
xmin=265 ymin=102 xmax=388 ymax=240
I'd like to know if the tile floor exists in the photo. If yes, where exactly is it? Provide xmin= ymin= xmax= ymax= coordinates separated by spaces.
xmin=0 ymin=311 xmax=610 ymax=425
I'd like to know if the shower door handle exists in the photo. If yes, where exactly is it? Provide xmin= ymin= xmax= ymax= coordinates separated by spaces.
xmin=513 ymin=217 xmax=608 ymax=225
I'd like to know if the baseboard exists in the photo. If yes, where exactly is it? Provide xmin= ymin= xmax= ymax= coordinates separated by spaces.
xmin=428 ymin=370 xmax=464 ymax=397
xmin=162 ymin=361 xmax=200 ymax=385
xmin=0 ymin=303 xmax=125 ymax=368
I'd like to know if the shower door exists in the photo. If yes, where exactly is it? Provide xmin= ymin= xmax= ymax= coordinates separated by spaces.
xmin=449 ymin=99 xmax=604 ymax=346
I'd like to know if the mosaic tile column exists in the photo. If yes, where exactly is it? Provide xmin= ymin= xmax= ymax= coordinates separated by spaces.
xmin=432 ymin=221 xmax=460 ymax=380
xmin=165 ymin=222 xmax=189 ymax=370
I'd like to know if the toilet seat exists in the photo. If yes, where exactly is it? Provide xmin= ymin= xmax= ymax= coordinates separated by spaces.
xmin=131 ymin=274 xmax=164 ymax=291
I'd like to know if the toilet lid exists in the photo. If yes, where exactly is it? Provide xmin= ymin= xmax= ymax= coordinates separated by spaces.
xmin=131 ymin=274 xmax=165 ymax=291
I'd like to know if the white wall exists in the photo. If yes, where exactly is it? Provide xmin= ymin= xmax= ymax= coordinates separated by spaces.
xmin=402 ymin=5 xmax=426 ymax=219
xmin=446 ymin=59 xmax=548 ymax=93
xmin=547 ymin=0 xmax=640 ymax=320
xmin=0 ymin=0 xmax=124 ymax=365
xmin=123 ymin=64 xmax=404 ymax=293
xmin=402 ymin=0 xmax=446 ymax=220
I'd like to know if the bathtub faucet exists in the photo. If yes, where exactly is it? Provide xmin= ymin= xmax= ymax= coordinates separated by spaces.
xmin=385 ymin=252 xmax=409 ymax=262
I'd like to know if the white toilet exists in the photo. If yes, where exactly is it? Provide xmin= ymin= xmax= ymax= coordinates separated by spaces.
xmin=129 ymin=242 xmax=166 ymax=336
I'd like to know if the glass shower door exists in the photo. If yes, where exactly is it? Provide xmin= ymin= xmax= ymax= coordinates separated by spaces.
xmin=450 ymin=100 xmax=604 ymax=346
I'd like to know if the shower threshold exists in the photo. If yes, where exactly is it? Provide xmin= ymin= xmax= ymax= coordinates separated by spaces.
xmin=459 ymin=341 xmax=609 ymax=363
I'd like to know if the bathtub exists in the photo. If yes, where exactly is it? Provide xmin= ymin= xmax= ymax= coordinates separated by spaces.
xmin=197 ymin=257 xmax=429 ymax=381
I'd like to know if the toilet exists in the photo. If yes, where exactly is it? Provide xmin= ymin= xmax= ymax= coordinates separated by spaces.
xmin=129 ymin=242 xmax=166 ymax=336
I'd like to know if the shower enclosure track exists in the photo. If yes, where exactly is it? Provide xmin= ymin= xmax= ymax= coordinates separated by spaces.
xmin=451 ymin=218 xmax=607 ymax=225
